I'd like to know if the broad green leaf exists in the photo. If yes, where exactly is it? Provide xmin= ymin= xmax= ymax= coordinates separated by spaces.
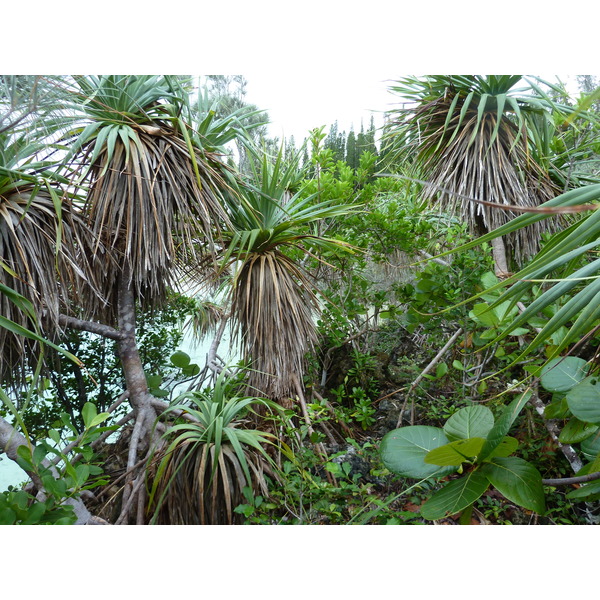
xmin=170 ymin=351 xmax=191 ymax=368
xmin=146 ymin=375 xmax=162 ymax=388
xmin=505 ymin=327 xmax=529 ymax=336
xmin=0 ymin=508 xmax=17 ymax=525
xmin=581 ymin=433 xmax=600 ymax=462
xmin=48 ymin=429 xmax=61 ymax=445
xmin=75 ymin=464 xmax=90 ymax=487
xmin=480 ymin=271 xmax=499 ymax=291
xmin=425 ymin=437 xmax=485 ymax=466
xmin=182 ymin=363 xmax=201 ymax=377
xmin=32 ymin=445 xmax=46 ymax=466
xmin=16 ymin=445 xmax=33 ymax=469
xmin=469 ymin=303 xmax=500 ymax=327
xmin=81 ymin=402 xmax=97 ymax=429
xmin=444 ymin=405 xmax=495 ymax=441
xmin=420 ymin=471 xmax=490 ymax=520
xmin=89 ymin=412 xmax=111 ymax=428
xmin=566 ymin=377 xmax=600 ymax=424
xmin=479 ymin=391 xmax=531 ymax=462
xmin=481 ymin=457 xmax=545 ymax=514
xmin=485 ymin=435 xmax=519 ymax=458
xmin=540 ymin=357 xmax=589 ymax=393
xmin=544 ymin=396 xmax=570 ymax=419
xmin=380 ymin=426 xmax=456 ymax=479
xmin=559 ymin=417 xmax=599 ymax=444
xmin=435 ymin=362 xmax=448 ymax=378
xmin=566 ymin=479 xmax=600 ymax=501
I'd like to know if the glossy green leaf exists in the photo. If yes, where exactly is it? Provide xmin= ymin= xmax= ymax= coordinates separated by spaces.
xmin=559 ymin=417 xmax=599 ymax=444
xmin=81 ymin=402 xmax=97 ymax=429
xmin=380 ymin=426 xmax=457 ymax=479
xmin=89 ymin=412 xmax=111 ymax=428
xmin=581 ymin=433 xmax=600 ymax=462
xmin=170 ymin=351 xmax=191 ymax=368
xmin=481 ymin=457 xmax=545 ymax=514
xmin=540 ymin=357 xmax=589 ymax=393
xmin=479 ymin=391 xmax=531 ymax=462
xmin=444 ymin=405 xmax=495 ymax=441
xmin=566 ymin=377 xmax=600 ymax=424
xmin=420 ymin=471 xmax=490 ymax=520
xmin=486 ymin=436 xmax=519 ymax=458
xmin=425 ymin=437 xmax=485 ymax=466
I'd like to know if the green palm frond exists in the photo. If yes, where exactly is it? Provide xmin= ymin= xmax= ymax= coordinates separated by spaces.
xmin=191 ymin=85 xmax=268 ymax=151
xmin=442 ymin=183 xmax=600 ymax=367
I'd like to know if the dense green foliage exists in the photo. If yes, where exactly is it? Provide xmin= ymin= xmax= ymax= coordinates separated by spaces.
xmin=2 ymin=74 xmax=600 ymax=525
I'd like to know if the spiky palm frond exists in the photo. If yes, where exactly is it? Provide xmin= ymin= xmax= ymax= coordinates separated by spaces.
xmin=444 ymin=183 xmax=600 ymax=368
xmin=60 ymin=75 xmax=232 ymax=318
xmin=421 ymin=110 xmax=560 ymax=260
xmin=385 ymin=75 xmax=586 ymax=265
xmin=231 ymin=249 xmax=319 ymax=402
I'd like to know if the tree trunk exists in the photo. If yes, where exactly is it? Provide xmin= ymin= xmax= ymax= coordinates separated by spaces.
xmin=491 ymin=236 xmax=510 ymax=278
xmin=114 ymin=268 xmax=160 ymax=524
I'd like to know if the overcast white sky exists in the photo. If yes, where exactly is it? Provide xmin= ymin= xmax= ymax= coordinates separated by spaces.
xmin=243 ymin=72 xmax=395 ymax=143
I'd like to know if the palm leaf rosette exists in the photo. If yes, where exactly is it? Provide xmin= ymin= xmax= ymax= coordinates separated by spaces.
xmin=62 ymin=75 xmax=232 ymax=318
xmin=385 ymin=76 xmax=582 ymax=266
xmin=0 ymin=132 xmax=98 ymax=381
xmin=221 ymin=145 xmax=355 ymax=402
xmin=146 ymin=372 xmax=281 ymax=524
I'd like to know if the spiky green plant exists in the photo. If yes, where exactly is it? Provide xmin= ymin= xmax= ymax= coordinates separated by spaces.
xmin=448 ymin=182 xmax=600 ymax=367
xmin=0 ymin=129 xmax=99 ymax=381
xmin=385 ymin=76 xmax=583 ymax=269
xmin=59 ymin=75 xmax=233 ymax=319
xmin=147 ymin=371 xmax=281 ymax=524
xmin=220 ymin=144 xmax=355 ymax=402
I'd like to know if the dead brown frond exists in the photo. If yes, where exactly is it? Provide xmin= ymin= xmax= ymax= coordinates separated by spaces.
xmin=231 ymin=250 xmax=319 ymax=403
xmin=74 ymin=125 xmax=232 ymax=321
xmin=147 ymin=438 xmax=274 ymax=525
xmin=0 ymin=186 xmax=102 ymax=382
xmin=412 ymin=105 xmax=561 ymax=264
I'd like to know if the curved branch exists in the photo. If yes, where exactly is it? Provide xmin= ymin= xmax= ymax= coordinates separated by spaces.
xmin=542 ymin=471 xmax=600 ymax=487
xmin=59 ymin=314 xmax=126 ymax=341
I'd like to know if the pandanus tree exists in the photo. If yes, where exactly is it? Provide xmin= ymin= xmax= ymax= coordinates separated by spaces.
xmin=220 ymin=144 xmax=354 ymax=404
xmin=0 ymin=75 xmax=261 ymax=524
xmin=385 ymin=75 xmax=580 ymax=275
xmin=56 ymin=75 xmax=247 ymax=522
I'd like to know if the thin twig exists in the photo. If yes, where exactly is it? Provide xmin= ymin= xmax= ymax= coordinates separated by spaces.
xmin=397 ymin=329 xmax=462 ymax=427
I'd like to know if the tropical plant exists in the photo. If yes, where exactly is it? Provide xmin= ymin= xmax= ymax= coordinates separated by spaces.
xmin=219 ymin=143 xmax=355 ymax=402
xmin=380 ymin=391 xmax=545 ymax=522
xmin=446 ymin=183 xmax=600 ymax=368
xmin=384 ymin=75 xmax=586 ymax=274
xmin=537 ymin=356 xmax=600 ymax=501
xmin=60 ymin=75 xmax=233 ymax=314
xmin=146 ymin=371 xmax=281 ymax=524
xmin=0 ymin=126 xmax=98 ymax=382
